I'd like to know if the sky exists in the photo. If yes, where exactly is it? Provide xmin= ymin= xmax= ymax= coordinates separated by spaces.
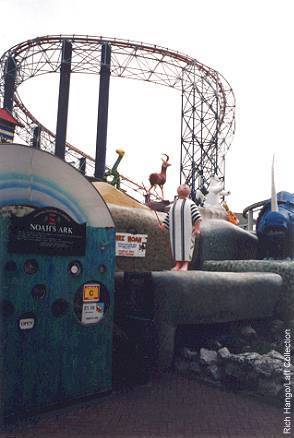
xmin=0 ymin=0 xmax=293 ymax=212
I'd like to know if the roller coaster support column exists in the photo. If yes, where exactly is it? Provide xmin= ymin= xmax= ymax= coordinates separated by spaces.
xmin=95 ymin=43 xmax=111 ymax=180
xmin=55 ymin=40 xmax=72 ymax=159
xmin=4 ymin=56 xmax=17 ymax=113
xmin=79 ymin=157 xmax=86 ymax=175
xmin=32 ymin=126 xmax=41 ymax=149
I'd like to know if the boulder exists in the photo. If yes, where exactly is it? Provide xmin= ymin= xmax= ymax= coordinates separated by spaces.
xmin=207 ymin=364 xmax=221 ymax=381
xmin=182 ymin=347 xmax=199 ymax=362
xmin=200 ymin=348 xmax=218 ymax=366
xmin=267 ymin=350 xmax=284 ymax=361
xmin=218 ymin=347 xmax=231 ymax=361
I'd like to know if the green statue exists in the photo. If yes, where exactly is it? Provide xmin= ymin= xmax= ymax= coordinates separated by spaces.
xmin=104 ymin=149 xmax=125 ymax=189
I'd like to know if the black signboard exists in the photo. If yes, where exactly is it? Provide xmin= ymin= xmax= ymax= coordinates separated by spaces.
xmin=8 ymin=207 xmax=86 ymax=256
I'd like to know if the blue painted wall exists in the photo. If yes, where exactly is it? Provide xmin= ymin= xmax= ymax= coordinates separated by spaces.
xmin=0 ymin=219 xmax=115 ymax=418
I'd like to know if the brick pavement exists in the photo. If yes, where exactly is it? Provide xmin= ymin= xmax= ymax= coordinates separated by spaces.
xmin=0 ymin=372 xmax=286 ymax=438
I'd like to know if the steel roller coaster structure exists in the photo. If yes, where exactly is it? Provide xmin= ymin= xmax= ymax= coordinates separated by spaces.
xmin=0 ymin=35 xmax=235 ymax=201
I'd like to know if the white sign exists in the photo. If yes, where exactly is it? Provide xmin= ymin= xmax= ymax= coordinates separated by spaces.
xmin=81 ymin=302 xmax=104 ymax=324
xmin=19 ymin=318 xmax=35 ymax=330
xmin=115 ymin=233 xmax=147 ymax=257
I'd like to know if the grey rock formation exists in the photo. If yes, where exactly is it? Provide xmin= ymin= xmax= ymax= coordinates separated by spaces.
xmin=191 ymin=219 xmax=258 ymax=269
xmin=203 ymin=259 xmax=294 ymax=320
xmin=175 ymin=346 xmax=291 ymax=401
xmin=267 ymin=350 xmax=284 ymax=361
xmin=217 ymin=347 xmax=231 ymax=361
xmin=182 ymin=347 xmax=199 ymax=362
xmin=207 ymin=364 xmax=221 ymax=381
xmin=152 ymin=271 xmax=282 ymax=369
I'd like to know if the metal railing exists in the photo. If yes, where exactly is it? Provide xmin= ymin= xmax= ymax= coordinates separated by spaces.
xmin=242 ymin=199 xmax=267 ymax=231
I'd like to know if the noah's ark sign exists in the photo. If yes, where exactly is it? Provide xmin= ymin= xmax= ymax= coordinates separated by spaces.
xmin=8 ymin=207 xmax=86 ymax=256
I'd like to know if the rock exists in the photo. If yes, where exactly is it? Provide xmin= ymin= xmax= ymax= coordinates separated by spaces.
xmin=252 ymin=358 xmax=281 ymax=377
xmin=173 ymin=317 xmax=290 ymax=402
xmin=217 ymin=347 xmax=231 ymax=361
xmin=182 ymin=347 xmax=199 ymax=361
xmin=191 ymin=219 xmax=258 ymax=268
xmin=200 ymin=348 xmax=218 ymax=366
xmin=153 ymin=270 xmax=282 ymax=370
xmin=202 ymin=259 xmax=294 ymax=322
xmin=230 ymin=352 xmax=261 ymax=365
xmin=240 ymin=325 xmax=257 ymax=340
xmin=207 ymin=364 xmax=221 ymax=381
xmin=267 ymin=350 xmax=284 ymax=361
xmin=153 ymin=271 xmax=282 ymax=326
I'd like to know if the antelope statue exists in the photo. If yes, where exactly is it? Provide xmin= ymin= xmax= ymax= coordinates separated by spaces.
xmin=148 ymin=154 xmax=171 ymax=199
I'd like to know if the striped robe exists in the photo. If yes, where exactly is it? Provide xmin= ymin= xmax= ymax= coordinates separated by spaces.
xmin=163 ymin=198 xmax=201 ymax=261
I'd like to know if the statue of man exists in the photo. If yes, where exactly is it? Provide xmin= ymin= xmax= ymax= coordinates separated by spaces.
xmin=160 ymin=184 xmax=201 ymax=271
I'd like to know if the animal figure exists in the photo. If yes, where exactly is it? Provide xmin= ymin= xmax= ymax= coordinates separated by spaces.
xmin=222 ymin=202 xmax=239 ymax=225
xmin=148 ymin=154 xmax=171 ymax=199
xmin=257 ymin=191 xmax=293 ymax=258
xmin=204 ymin=175 xmax=231 ymax=207
xmin=195 ymin=189 xmax=206 ymax=206
xmin=104 ymin=148 xmax=125 ymax=189
xmin=256 ymin=157 xmax=294 ymax=258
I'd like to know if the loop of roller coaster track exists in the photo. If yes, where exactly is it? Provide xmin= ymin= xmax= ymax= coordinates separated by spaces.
xmin=0 ymin=35 xmax=235 ymax=201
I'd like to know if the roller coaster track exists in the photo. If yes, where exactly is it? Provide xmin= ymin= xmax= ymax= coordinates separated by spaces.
xmin=0 ymin=35 xmax=235 ymax=201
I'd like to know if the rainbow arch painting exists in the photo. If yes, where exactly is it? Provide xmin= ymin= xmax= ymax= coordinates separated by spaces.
xmin=0 ymin=144 xmax=114 ymax=228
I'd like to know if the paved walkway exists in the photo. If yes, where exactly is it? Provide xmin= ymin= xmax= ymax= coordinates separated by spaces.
xmin=0 ymin=372 xmax=285 ymax=438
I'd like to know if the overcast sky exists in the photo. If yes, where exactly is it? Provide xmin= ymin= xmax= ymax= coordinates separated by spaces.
xmin=1 ymin=0 xmax=293 ymax=211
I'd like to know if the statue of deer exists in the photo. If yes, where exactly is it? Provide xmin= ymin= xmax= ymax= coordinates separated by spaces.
xmin=148 ymin=154 xmax=171 ymax=199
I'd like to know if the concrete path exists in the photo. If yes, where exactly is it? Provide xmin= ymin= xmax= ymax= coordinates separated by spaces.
xmin=0 ymin=372 xmax=284 ymax=438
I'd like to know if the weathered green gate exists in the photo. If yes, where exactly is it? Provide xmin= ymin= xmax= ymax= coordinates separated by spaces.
xmin=0 ymin=144 xmax=115 ymax=419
